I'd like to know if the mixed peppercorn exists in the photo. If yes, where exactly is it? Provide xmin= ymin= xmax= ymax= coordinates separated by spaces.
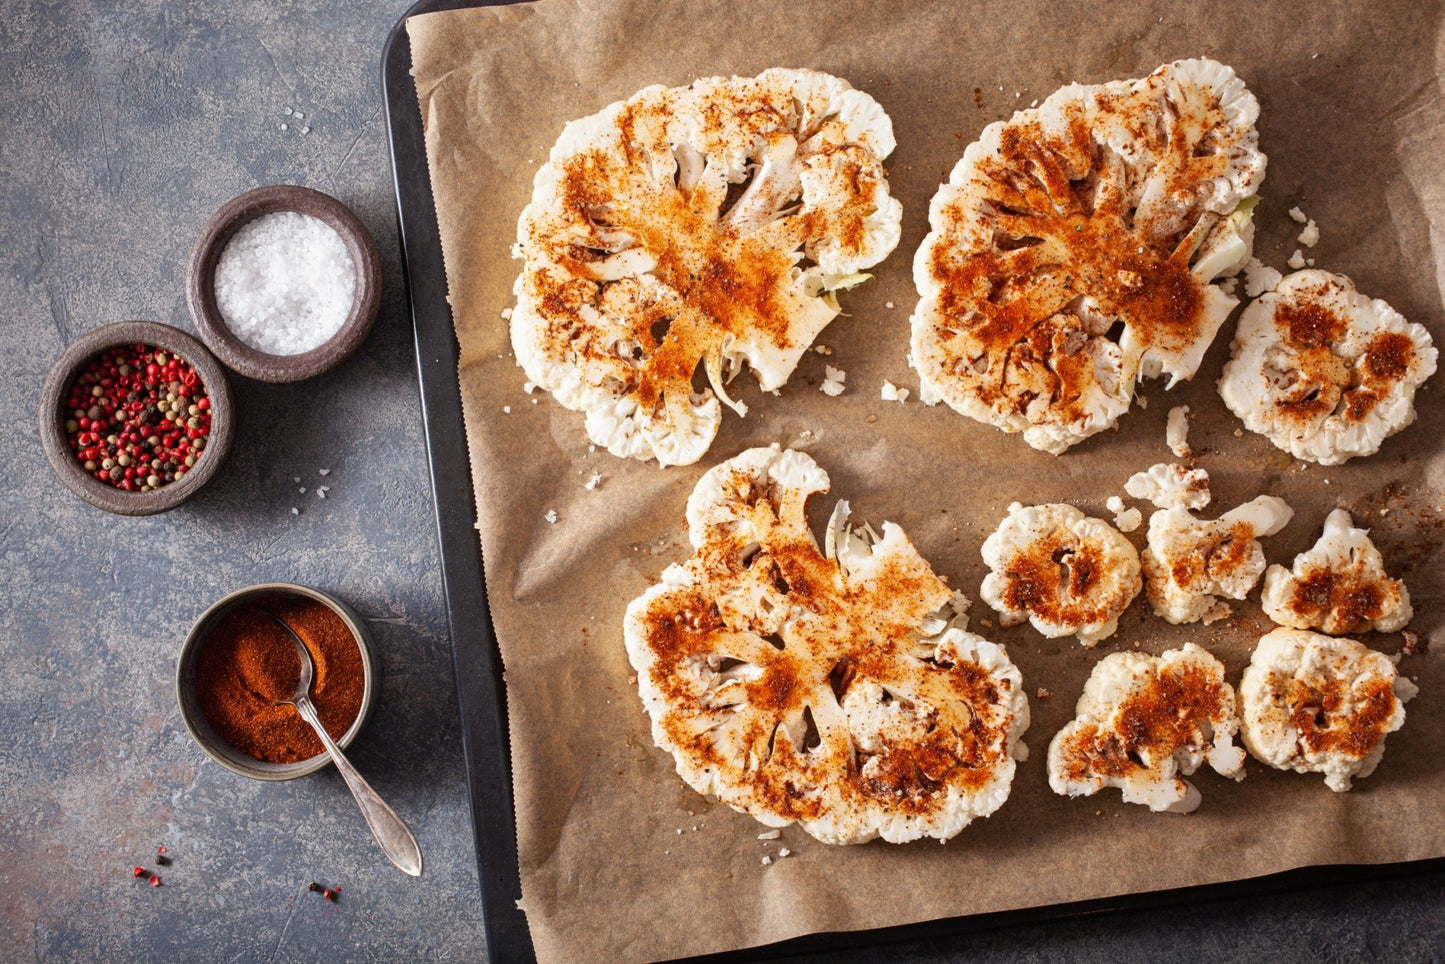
xmin=64 ymin=343 xmax=211 ymax=492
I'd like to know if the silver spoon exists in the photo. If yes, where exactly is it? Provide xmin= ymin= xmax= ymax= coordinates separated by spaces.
xmin=262 ymin=610 xmax=423 ymax=877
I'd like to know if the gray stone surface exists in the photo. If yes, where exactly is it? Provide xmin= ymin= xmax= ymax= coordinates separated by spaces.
xmin=0 ymin=1 xmax=1440 ymax=961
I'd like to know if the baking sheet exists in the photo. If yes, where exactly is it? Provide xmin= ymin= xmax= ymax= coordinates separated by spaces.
xmin=403 ymin=1 xmax=1445 ymax=960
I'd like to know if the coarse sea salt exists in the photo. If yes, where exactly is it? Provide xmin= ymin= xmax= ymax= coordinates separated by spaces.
xmin=214 ymin=211 xmax=356 ymax=355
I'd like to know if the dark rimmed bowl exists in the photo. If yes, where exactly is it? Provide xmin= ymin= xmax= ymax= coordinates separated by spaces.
xmin=176 ymin=582 xmax=378 ymax=781
xmin=186 ymin=185 xmax=382 ymax=382
xmin=38 ymin=320 xmax=235 ymax=516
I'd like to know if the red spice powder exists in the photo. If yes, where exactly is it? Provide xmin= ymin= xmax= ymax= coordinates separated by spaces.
xmin=195 ymin=595 xmax=366 ymax=764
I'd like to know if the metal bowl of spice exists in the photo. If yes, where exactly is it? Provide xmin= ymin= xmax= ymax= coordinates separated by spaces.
xmin=38 ymin=320 xmax=235 ymax=515
xmin=186 ymin=185 xmax=382 ymax=383
xmin=176 ymin=583 xmax=377 ymax=780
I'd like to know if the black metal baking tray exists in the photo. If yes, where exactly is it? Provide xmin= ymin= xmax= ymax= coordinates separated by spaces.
xmin=381 ymin=5 xmax=1444 ymax=960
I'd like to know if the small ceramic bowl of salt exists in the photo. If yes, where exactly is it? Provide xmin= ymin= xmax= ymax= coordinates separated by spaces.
xmin=187 ymin=185 xmax=382 ymax=382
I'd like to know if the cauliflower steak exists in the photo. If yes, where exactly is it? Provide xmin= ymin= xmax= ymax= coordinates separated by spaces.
xmin=624 ymin=446 xmax=1030 ymax=844
xmin=1261 ymin=509 xmax=1412 ymax=635
xmin=513 ymin=70 xmax=903 ymax=465
xmin=1218 ymin=269 xmax=1437 ymax=465
xmin=1239 ymin=628 xmax=1417 ymax=791
xmin=1047 ymin=644 xmax=1246 ymax=812
xmin=911 ymin=59 xmax=1265 ymax=453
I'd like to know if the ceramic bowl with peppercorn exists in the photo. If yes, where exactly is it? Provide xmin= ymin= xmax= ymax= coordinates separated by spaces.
xmin=176 ymin=582 xmax=377 ymax=781
xmin=38 ymin=320 xmax=235 ymax=516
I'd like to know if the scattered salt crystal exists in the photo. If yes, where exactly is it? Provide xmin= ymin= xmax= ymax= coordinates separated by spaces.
xmin=1298 ymin=220 xmax=1320 ymax=247
xmin=1288 ymin=206 xmax=1309 ymax=224
xmin=1030 ymin=99 xmax=1038 ymax=107
xmin=880 ymin=380 xmax=909 ymax=403
xmin=293 ymin=476 xmax=301 ymax=483
xmin=885 ymin=301 xmax=894 ymax=309
xmin=523 ymin=381 xmax=537 ymax=394
xmin=317 ymin=490 xmax=326 ymax=499
xmin=757 ymin=830 xmax=781 ymax=840
xmin=532 ymin=398 xmax=539 ymax=404
xmin=584 ymin=472 xmax=603 ymax=491
xmin=215 ymin=211 xmax=356 ymax=355
xmin=1243 ymin=258 xmax=1283 ymax=298
xmin=1166 ymin=405 xmax=1191 ymax=458
xmin=502 ymin=405 xmax=511 ymax=414
xmin=319 ymin=468 xmax=330 ymax=476
xmin=294 ymin=111 xmax=304 ymax=120
xmin=283 ymin=107 xmax=293 ymax=116
xmin=676 ymin=829 xmax=682 ymax=835
xmin=588 ymin=444 xmax=596 ymax=453
xmin=1323 ymin=479 xmax=1331 ymax=486
xmin=290 ymin=507 xmax=298 ymax=515
xmin=761 ymin=856 xmax=773 ymax=866
xmin=280 ymin=123 xmax=288 ymax=131
xmin=318 ymin=485 xmax=329 ymax=492
xmin=778 ymin=848 xmax=791 ymax=858
xmin=544 ymin=509 xmax=558 ymax=524
xmin=1287 ymin=249 xmax=1307 ymax=270
xmin=298 ymin=487 xmax=306 ymax=494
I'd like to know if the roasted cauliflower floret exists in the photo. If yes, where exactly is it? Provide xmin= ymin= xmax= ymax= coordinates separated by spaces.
xmin=1124 ymin=461 xmax=1211 ymax=511
xmin=1047 ymin=644 xmax=1246 ymax=813
xmin=1261 ymin=509 xmax=1413 ymax=635
xmin=910 ymin=59 xmax=1265 ymax=453
xmin=1142 ymin=495 xmax=1293 ymax=624
xmin=1218 ymin=269 xmax=1437 ymax=465
xmin=624 ymin=446 xmax=1029 ymax=844
xmin=1239 ymin=628 xmax=1417 ymax=791
xmin=513 ymin=69 xmax=903 ymax=466
xmin=979 ymin=502 xmax=1141 ymax=646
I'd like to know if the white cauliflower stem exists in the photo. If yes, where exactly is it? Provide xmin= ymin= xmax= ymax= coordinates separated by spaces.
xmin=1142 ymin=495 xmax=1293 ymax=624
xmin=1047 ymin=644 xmax=1246 ymax=813
xmin=911 ymin=59 xmax=1265 ymax=453
xmin=1219 ymin=269 xmax=1438 ymax=465
xmin=1239 ymin=628 xmax=1417 ymax=791
xmin=979 ymin=502 xmax=1141 ymax=646
xmin=624 ymin=446 xmax=1029 ymax=844
xmin=512 ymin=70 xmax=903 ymax=465
xmin=1261 ymin=509 xmax=1412 ymax=634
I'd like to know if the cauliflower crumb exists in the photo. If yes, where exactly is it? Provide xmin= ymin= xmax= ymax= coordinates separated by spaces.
xmin=1298 ymin=220 xmax=1320 ymax=248
xmin=1242 ymin=257 xmax=1283 ymax=298
xmin=757 ymin=829 xmax=781 ymax=840
xmin=821 ymin=365 xmax=847 ymax=396
xmin=1402 ymin=631 xmax=1426 ymax=656
xmin=1287 ymin=249 xmax=1307 ymax=270
xmin=501 ymin=307 xmax=513 ymax=320
xmin=880 ymin=380 xmax=910 ymax=403
xmin=761 ymin=856 xmax=773 ymax=866
xmin=1166 ymin=405 xmax=1191 ymax=458
xmin=523 ymin=381 xmax=537 ymax=394
xmin=1036 ymin=688 xmax=1051 ymax=700
xmin=885 ymin=301 xmax=895 ymax=309
xmin=1115 ymin=506 xmax=1143 ymax=533
xmin=778 ymin=848 xmax=791 ymax=858
xmin=584 ymin=472 xmax=603 ymax=491
xmin=814 ymin=344 xmax=833 ymax=356
xmin=544 ymin=509 xmax=558 ymax=524
xmin=1288 ymin=206 xmax=1309 ymax=224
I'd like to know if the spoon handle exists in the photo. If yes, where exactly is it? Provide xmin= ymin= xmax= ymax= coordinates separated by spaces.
xmin=293 ymin=695 xmax=424 ymax=877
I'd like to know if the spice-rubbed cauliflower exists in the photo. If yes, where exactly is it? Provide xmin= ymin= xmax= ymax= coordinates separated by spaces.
xmin=1124 ymin=461 xmax=1211 ymax=511
xmin=911 ymin=59 xmax=1265 ymax=454
xmin=979 ymin=502 xmax=1141 ymax=646
xmin=1142 ymin=495 xmax=1293 ymax=624
xmin=624 ymin=446 xmax=1030 ymax=844
xmin=512 ymin=70 xmax=903 ymax=466
xmin=1261 ymin=509 xmax=1413 ymax=635
xmin=1047 ymin=644 xmax=1246 ymax=813
xmin=1218 ymin=269 xmax=1438 ymax=465
xmin=1239 ymin=628 xmax=1417 ymax=791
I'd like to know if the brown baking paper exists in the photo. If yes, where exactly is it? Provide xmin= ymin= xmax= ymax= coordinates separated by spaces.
xmin=407 ymin=2 xmax=1445 ymax=960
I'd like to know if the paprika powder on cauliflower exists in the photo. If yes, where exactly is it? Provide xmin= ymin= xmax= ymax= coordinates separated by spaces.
xmin=624 ymin=446 xmax=1030 ymax=844
xmin=911 ymin=59 xmax=1265 ymax=454
xmin=512 ymin=70 xmax=903 ymax=466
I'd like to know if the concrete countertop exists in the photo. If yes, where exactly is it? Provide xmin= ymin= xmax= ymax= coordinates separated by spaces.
xmin=2 ymin=1 xmax=1440 ymax=960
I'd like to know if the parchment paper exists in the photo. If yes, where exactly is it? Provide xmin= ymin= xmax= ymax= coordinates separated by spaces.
xmin=407 ymin=2 xmax=1445 ymax=959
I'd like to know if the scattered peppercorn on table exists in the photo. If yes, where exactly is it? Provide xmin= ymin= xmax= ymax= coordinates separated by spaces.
xmin=5 ymin=0 xmax=1445 ymax=962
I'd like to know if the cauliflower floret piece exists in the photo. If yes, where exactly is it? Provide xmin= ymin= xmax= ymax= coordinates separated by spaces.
xmin=1261 ymin=508 xmax=1412 ymax=634
xmin=1142 ymin=495 xmax=1293 ymax=624
xmin=1239 ymin=628 xmax=1417 ymax=791
xmin=1165 ymin=405 xmax=1191 ymax=457
xmin=1047 ymin=644 xmax=1246 ymax=813
xmin=1125 ymin=462 xmax=1211 ymax=511
xmin=979 ymin=502 xmax=1141 ymax=646
xmin=625 ymin=446 xmax=1029 ymax=845
xmin=512 ymin=70 xmax=903 ymax=466
xmin=1242 ymin=257 xmax=1283 ymax=299
xmin=1219 ymin=269 xmax=1437 ymax=465
xmin=1106 ymin=495 xmax=1143 ymax=533
xmin=910 ymin=59 xmax=1265 ymax=453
